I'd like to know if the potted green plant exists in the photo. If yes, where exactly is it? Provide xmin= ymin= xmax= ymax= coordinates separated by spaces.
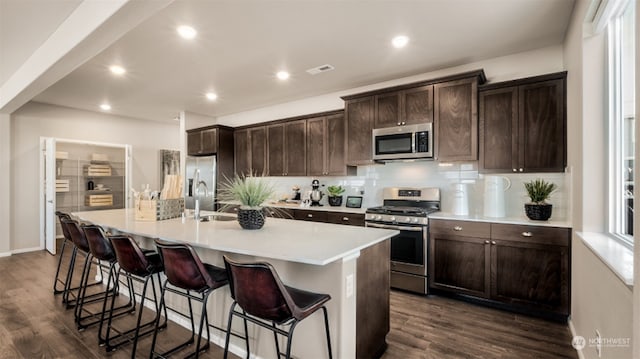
xmin=219 ymin=175 xmax=275 ymax=229
xmin=327 ymin=185 xmax=345 ymax=207
xmin=523 ymin=179 xmax=557 ymax=221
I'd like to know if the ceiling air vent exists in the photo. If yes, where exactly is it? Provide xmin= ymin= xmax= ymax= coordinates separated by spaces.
xmin=306 ymin=64 xmax=335 ymax=75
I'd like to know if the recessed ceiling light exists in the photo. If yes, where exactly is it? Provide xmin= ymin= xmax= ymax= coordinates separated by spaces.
xmin=205 ymin=92 xmax=218 ymax=101
xmin=109 ymin=65 xmax=126 ymax=75
xmin=100 ymin=104 xmax=111 ymax=111
xmin=177 ymin=25 xmax=197 ymax=39
xmin=392 ymin=35 xmax=409 ymax=48
xmin=276 ymin=71 xmax=290 ymax=80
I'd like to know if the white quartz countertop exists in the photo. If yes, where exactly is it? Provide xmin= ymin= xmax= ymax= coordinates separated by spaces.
xmin=428 ymin=212 xmax=572 ymax=228
xmin=72 ymin=209 xmax=396 ymax=266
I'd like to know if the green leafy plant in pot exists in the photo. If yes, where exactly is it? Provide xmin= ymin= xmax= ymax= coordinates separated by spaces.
xmin=327 ymin=185 xmax=345 ymax=207
xmin=523 ymin=179 xmax=557 ymax=221
xmin=219 ymin=175 xmax=275 ymax=229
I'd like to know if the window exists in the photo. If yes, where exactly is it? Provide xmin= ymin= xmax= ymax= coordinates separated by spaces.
xmin=608 ymin=0 xmax=635 ymax=246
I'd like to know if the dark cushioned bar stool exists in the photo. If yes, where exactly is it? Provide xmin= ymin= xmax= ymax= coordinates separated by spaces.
xmin=108 ymin=235 xmax=167 ymax=357
xmin=223 ymin=256 xmax=333 ymax=359
xmin=59 ymin=217 xmax=107 ymax=311
xmin=53 ymin=211 xmax=73 ymax=294
xmin=150 ymin=239 xmax=229 ymax=359
xmin=81 ymin=224 xmax=137 ymax=340
xmin=54 ymin=213 xmax=103 ymax=304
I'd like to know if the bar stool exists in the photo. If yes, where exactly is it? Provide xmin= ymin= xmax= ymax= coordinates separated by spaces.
xmin=81 ymin=224 xmax=137 ymax=340
xmin=222 ymin=256 xmax=333 ymax=359
xmin=108 ymin=235 xmax=167 ymax=357
xmin=59 ymin=217 xmax=106 ymax=310
xmin=149 ymin=239 xmax=229 ymax=359
xmin=53 ymin=211 xmax=72 ymax=295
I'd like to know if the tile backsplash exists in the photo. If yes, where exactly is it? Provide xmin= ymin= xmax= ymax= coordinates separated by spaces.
xmin=260 ymin=161 xmax=571 ymax=222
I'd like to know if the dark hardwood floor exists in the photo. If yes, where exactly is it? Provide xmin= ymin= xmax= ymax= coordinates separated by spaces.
xmin=0 ymin=249 xmax=577 ymax=359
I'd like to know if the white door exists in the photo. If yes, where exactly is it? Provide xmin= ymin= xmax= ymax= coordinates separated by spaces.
xmin=42 ymin=138 xmax=56 ymax=254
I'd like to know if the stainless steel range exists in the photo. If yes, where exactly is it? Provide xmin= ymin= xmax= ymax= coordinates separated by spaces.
xmin=365 ymin=187 xmax=440 ymax=295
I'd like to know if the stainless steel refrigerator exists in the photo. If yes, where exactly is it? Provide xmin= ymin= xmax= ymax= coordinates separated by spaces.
xmin=185 ymin=155 xmax=216 ymax=211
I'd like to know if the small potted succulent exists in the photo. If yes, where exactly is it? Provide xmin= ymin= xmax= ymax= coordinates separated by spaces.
xmin=523 ymin=179 xmax=557 ymax=221
xmin=327 ymin=185 xmax=346 ymax=207
xmin=219 ymin=175 xmax=275 ymax=229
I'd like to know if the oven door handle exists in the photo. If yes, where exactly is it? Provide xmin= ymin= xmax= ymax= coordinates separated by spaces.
xmin=366 ymin=222 xmax=423 ymax=232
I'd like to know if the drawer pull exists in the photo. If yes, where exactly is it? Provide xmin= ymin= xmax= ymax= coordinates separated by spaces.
xmin=453 ymin=226 xmax=463 ymax=231
xmin=521 ymin=231 xmax=533 ymax=237
xmin=484 ymin=240 xmax=490 ymax=244
xmin=491 ymin=241 xmax=497 ymax=245
xmin=307 ymin=214 xmax=313 ymax=218
xmin=342 ymin=217 xmax=349 ymax=221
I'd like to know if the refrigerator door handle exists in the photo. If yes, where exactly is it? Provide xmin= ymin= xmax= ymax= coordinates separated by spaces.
xmin=188 ymin=178 xmax=193 ymax=197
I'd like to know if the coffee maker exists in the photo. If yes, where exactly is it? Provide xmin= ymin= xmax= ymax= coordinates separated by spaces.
xmin=310 ymin=179 xmax=323 ymax=206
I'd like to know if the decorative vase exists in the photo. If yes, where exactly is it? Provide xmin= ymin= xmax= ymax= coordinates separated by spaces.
xmin=237 ymin=208 xmax=265 ymax=229
xmin=328 ymin=196 xmax=343 ymax=207
xmin=524 ymin=203 xmax=553 ymax=221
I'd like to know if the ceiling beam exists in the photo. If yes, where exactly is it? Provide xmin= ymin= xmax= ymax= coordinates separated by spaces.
xmin=0 ymin=0 xmax=173 ymax=114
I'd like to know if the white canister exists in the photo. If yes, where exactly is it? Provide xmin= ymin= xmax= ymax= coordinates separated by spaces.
xmin=483 ymin=175 xmax=511 ymax=218
xmin=451 ymin=183 xmax=469 ymax=216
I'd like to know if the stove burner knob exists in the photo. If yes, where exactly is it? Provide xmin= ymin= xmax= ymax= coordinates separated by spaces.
xmin=404 ymin=217 xmax=411 ymax=223
xmin=412 ymin=218 xmax=419 ymax=223
xmin=389 ymin=216 xmax=396 ymax=222
xmin=375 ymin=215 xmax=383 ymax=221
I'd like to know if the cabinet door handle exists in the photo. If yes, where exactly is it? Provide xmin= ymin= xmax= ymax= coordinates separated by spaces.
xmin=519 ymin=168 xmax=524 ymax=172
xmin=512 ymin=168 xmax=517 ymax=172
xmin=453 ymin=226 xmax=463 ymax=231
xmin=307 ymin=214 xmax=313 ymax=218
xmin=397 ymin=122 xmax=401 ymax=126
xmin=342 ymin=217 xmax=349 ymax=221
xmin=484 ymin=240 xmax=490 ymax=244
xmin=401 ymin=121 xmax=406 ymax=125
xmin=491 ymin=241 xmax=497 ymax=245
xmin=522 ymin=231 xmax=533 ymax=237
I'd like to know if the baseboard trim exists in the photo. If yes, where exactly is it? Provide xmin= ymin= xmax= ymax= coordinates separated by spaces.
xmin=0 ymin=251 xmax=11 ymax=257
xmin=11 ymin=246 xmax=43 ymax=254
xmin=568 ymin=318 xmax=585 ymax=359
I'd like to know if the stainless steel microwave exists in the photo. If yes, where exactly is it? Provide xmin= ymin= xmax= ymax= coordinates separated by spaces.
xmin=372 ymin=123 xmax=433 ymax=161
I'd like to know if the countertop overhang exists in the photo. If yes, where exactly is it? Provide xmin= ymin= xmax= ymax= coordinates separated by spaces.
xmin=72 ymin=209 xmax=397 ymax=266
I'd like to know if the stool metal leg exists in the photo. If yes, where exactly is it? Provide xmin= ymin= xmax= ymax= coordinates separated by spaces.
xmin=321 ymin=306 xmax=333 ymax=359
xmin=53 ymin=238 xmax=71 ymax=294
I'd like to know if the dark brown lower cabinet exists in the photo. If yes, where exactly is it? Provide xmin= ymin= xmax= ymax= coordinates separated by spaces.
xmin=429 ymin=219 xmax=570 ymax=321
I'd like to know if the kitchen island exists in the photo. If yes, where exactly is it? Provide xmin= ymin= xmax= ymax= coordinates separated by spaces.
xmin=72 ymin=208 xmax=397 ymax=359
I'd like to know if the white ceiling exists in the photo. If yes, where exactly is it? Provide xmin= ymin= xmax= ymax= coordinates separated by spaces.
xmin=0 ymin=0 xmax=83 ymax=85
xmin=12 ymin=0 xmax=575 ymax=122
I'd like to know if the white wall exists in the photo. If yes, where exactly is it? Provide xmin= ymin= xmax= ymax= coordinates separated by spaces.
xmin=0 ymin=113 xmax=10 ymax=256
xmin=564 ymin=1 xmax=634 ymax=358
xmin=10 ymin=102 xmax=180 ymax=251
xmin=217 ymin=45 xmax=565 ymax=127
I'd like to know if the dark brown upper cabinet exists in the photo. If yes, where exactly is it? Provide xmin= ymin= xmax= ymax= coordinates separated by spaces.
xmin=307 ymin=112 xmax=356 ymax=176
xmin=342 ymin=70 xmax=485 ymax=165
xmin=344 ymin=96 xmax=375 ymax=165
xmin=233 ymin=126 xmax=266 ymax=176
xmin=267 ymin=120 xmax=307 ymax=176
xmin=374 ymin=85 xmax=433 ymax=129
xmin=479 ymin=72 xmax=567 ymax=173
xmin=249 ymin=126 xmax=267 ymax=175
xmin=187 ymin=127 xmax=217 ymax=155
xmin=434 ymin=77 xmax=479 ymax=162
xmin=234 ymin=129 xmax=250 ymax=176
